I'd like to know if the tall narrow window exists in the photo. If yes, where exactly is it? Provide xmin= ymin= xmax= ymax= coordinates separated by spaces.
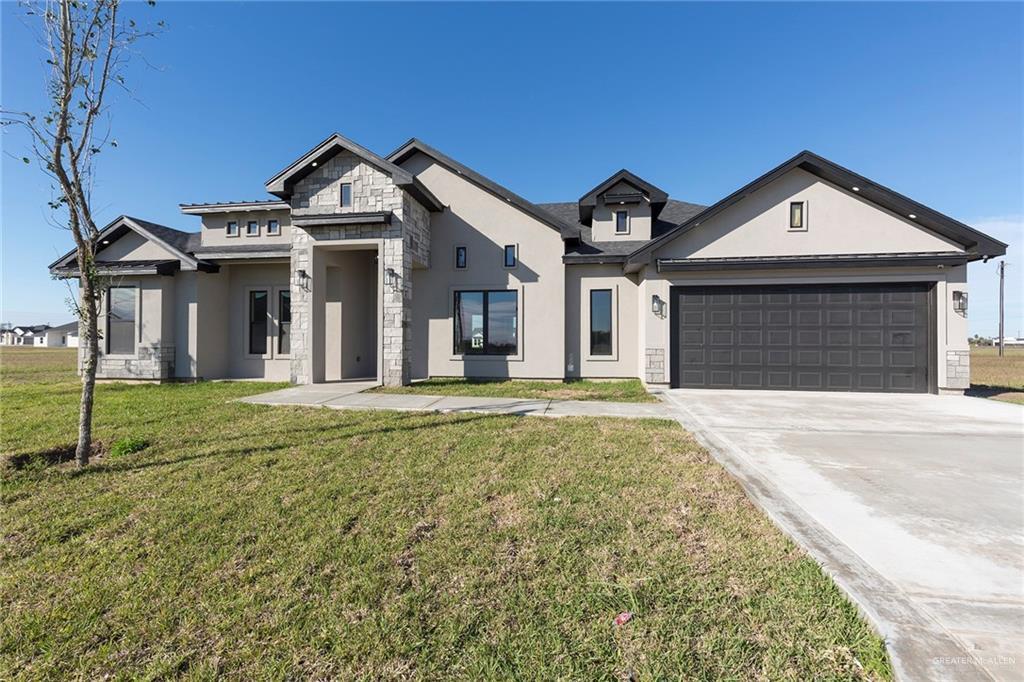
xmin=249 ymin=290 xmax=268 ymax=355
xmin=503 ymin=244 xmax=517 ymax=268
xmin=226 ymin=221 xmax=239 ymax=237
xmin=107 ymin=286 xmax=136 ymax=355
xmin=267 ymin=219 xmax=280 ymax=235
xmin=789 ymin=201 xmax=804 ymax=229
xmin=341 ymin=183 xmax=352 ymax=208
xmin=246 ymin=220 xmax=259 ymax=236
xmin=615 ymin=210 xmax=629 ymax=234
xmin=590 ymin=289 xmax=613 ymax=355
xmin=454 ymin=245 xmax=467 ymax=270
xmin=278 ymin=290 xmax=291 ymax=355
xmin=453 ymin=290 xmax=518 ymax=355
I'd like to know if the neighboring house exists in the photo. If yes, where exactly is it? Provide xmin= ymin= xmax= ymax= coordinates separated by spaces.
xmin=45 ymin=321 xmax=80 ymax=348
xmin=2 ymin=325 xmax=51 ymax=346
xmin=49 ymin=133 xmax=1006 ymax=393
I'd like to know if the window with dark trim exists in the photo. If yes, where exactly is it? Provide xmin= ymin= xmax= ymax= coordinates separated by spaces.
xmin=278 ymin=290 xmax=291 ymax=355
xmin=267 ymin=219 xmax=280 ymax=235
xmin=503 ymin=244 xmax=517 ymax=268
xmin=615 ymin=210 xmax=629 ymax=234
xmin=107 ymin=286 xmax=136 ymax=355
xmin=246 ymin=220 xmax=259 ymax=236
xmin=789 ymin=201 xmax=804 ymax=229
xmin=249 ymin=290 xmax=268 ymax=355
xmin=453 ymin=290 xmax=518 ymax=355
xmin=454 ymin=245 xmax=467 ymax=270
xmin=226 ymin=221 xmax=239 ymax=237
xmin=590 ymin=289 xmax=613 ymax=355
xmin=341 ymin=183 xmax=352 ymax=208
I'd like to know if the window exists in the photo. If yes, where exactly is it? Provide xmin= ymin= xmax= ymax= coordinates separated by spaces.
xmin=454 ymin=245 xmax=467 ymax=270
xmin=267 ymin=219 xmax=280 ymax=235
xmin=107 ymin=286 xmax=136 ymax=355
xmin=341 ymin=183 xmax=352 ymax=208
xmin=503 ymin=244 xmax=517 ymax=268
xmin=226 ymin=221 xmax=239 ymax=237
xmin=453 ymin=290 xmax=518 ymax=355
xmin=246 ymin=220 xmax=259 ymax=237
xmin=789 ymin=201 xmax=805 ymax=230
xmin=590 ymin=289 xmax=613 ymax=356
xmin=278 ymin=290 xmax=291 ymax=355
xmin=615 ymin=210 xmax=629 ymax=234
xmin=249 ymin=290 xmax=268 ymax=355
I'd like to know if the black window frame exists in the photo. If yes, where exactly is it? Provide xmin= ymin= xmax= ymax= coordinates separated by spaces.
xmin=248 ymin=289 xmax=268 ymax=356
xmin=340 ymin=183 xmax=353 ymax=208
xmin=267 ymin=219 xmax=280 ymax=235
xmin=615 ymin=210 xmax=630 ymax=234
xmin=503 ymin=244 xmax=517 ymax=268
xmin=106 ymin=285 xmax=137 ymax=355
xmin=589 ymin=289 xmax=613 ymax=356
xmin=277 ymin=289 xmax=291 ymax=355
xmin=789 ymin=201 xmax=804 ymax=230
xmin=454 ymin=245 xmax=467 ymax=270
xmin=453 ymin=289 xmax=518 ymax=356
xmin=246 ymin=220 xmax=259 ymax=237
xmin=226 ymin=220 xmax=239 ymax=237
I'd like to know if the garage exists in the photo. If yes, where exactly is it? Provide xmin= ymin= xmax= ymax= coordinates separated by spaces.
xmin=670 ymin=282 xmax=934 ymax=393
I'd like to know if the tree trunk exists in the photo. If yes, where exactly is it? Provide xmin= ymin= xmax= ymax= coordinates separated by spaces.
xmin=76 ymin=270 xmax=100 ymax=467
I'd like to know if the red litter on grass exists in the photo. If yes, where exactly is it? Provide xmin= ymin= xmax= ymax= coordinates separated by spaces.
xmin=613 ymin=611 xmax=633 ymax=626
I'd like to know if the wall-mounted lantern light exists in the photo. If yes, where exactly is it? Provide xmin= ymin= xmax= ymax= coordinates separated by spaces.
xmin=384 ymin=267 xmax=399 ymax=289
xmin=953 ymin=290 xmax=968 ymax=315
xmin=652 ymin=294 xmax=665 ymax=316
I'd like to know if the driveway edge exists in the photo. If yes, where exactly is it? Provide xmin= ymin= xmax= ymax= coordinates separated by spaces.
xmin=662 ymin=392 xmax=987 ymax=682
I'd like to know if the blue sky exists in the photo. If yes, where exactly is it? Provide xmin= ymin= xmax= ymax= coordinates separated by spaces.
xmin=2 ymin=1 xmax=1021 ymax=336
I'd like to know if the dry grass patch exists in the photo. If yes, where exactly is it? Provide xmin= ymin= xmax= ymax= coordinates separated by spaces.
xmin=0 ymin=346 xmax=889 ymax=679
xmin=970 ymin=347 xmax=1024 ymax=404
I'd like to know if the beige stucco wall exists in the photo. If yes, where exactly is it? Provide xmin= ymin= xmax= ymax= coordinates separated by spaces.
xmin=323 ymin=250 xmax=377 ymax=381
xmin=401 ymin=151 xmax=566 ymax=380
xmin=97 ymin=229 xmax=177 ymax=261
xmin=199 ymin=208 xmax=292 ymax=247
xmin=224 ymin=262 xmax=291 ymax=380
xmin=638 ymin=263 xmax=967 ymax=390
xmin=591 ymin=182 xmax=653 ymax=241
xmin=564 ymin=263 xmax=639 ymax=378
xmin=195 ymin=269 xmax=229 ymax=378
xmin=654 ymin=168 xmax=962 ymax=259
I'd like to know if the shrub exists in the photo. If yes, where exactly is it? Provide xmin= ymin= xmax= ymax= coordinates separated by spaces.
xmin=109 ymin=435 xmax=149 ymax=458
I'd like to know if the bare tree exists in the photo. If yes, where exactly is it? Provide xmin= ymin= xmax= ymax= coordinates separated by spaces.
xmin=3 ymin=0 xmax=158 ymax=466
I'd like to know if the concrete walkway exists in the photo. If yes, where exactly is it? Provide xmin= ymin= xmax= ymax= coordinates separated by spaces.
xmin=662 ymin=389 xmax=1024 ymax=682
xmin=238 ymin=381 xmax=670 ymax=419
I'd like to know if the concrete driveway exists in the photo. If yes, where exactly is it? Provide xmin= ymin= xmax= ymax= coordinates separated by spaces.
xmin=661 ymin=389 xmax=1023 ymax=682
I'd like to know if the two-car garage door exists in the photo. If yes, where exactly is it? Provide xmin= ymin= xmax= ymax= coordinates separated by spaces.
xmin=670 ymin=282 xmax=934 ymax=393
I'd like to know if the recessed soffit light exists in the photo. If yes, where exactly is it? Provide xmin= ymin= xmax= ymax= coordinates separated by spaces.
xmin=909 ymin=214 xmax=917 ymax=219
xmin=852 ymin=186 xmax=860 ymax=192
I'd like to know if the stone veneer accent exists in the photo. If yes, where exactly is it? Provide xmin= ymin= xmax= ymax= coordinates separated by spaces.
xmin=645 ymin=347 xmax=665 ymax=384
xmin=94 ymin=345 xmax=175 ymax=380
xmin=945 ymin=349 xmax=970 ymax=390
xmin=288 ymin=151 xmax=430 ymax=387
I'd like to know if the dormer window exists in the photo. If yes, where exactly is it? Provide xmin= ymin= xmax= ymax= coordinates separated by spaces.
xmin=246 ymin=220 xmax=259 ymax=237
xmin=267 ymin=219 xmax=280 ymax=235
xmin=615 ymin=210 xmax=630 ymax=234
xmin=226 ymin=221 xmax=239 ymax=237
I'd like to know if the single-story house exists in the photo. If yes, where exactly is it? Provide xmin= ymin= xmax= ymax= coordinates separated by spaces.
xmin=45 ymin=321 xmax=80 ymax=348
xmin=1 ymin=325 xmax=50 ymax=346
xmin=50 ymin=133 xmax=1006 ymax=393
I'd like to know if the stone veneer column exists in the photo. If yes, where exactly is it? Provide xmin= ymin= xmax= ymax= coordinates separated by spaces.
xmin=945 ymin=349 xmax=970 ymax=390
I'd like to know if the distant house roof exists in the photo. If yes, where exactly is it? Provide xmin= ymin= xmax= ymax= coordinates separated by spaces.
xmin=48 ymin=321 xmax=80 ymax=334
xmin=13 ymin=325 xmax=50 ymax=336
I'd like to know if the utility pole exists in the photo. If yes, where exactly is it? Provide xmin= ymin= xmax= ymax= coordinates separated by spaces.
xmin=998 ymin=260 xmax=1005 ymax=357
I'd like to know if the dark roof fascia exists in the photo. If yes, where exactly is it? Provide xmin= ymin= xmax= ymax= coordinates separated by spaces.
xmin=180 ymin=200 xmax=290 ymax=214
xmin=387 ymin=138 xmax=584 ymax=240
xmin=656 ymin=251 xmax=971 ymax=273
xmin=626 ymin=151 xmax=1007 ymax=272
xmin=562 ymin=254 xmax=628 ymax=265
xmin=264 ymin=133 xmax=444 ymax=212
xmin=577 ymin=169 xmax=670 ymax=225
xmin=52 ymin=259 xmax=182 ymax=278
xmin=48 ymin=216 xmax=201 ymax=274
xmin=291 ymin=211 xmax=391 ymax=228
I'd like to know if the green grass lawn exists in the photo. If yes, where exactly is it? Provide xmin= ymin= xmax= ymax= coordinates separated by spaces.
xmin=372 ymin=377 xmax=658 ymax=403
xmin=0 ymin=347 xmax=889 ymax=679
xmin=970 ymin=347 xmax=1024 ymax=404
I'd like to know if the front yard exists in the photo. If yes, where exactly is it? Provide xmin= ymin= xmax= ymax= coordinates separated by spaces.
xmin=970 ymin=346 xmax=1024 ymax=404
xmin=371 ymin=377 xmax=658 ymax=403
xmin=0 ymin=347 xmax=889 ymax=679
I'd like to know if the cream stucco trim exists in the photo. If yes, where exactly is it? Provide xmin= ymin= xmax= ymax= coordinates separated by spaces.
xmin=447 ymin=283 xmax=525 ymax=363
xmin=583 ymin=284 xmax=619 ymax=362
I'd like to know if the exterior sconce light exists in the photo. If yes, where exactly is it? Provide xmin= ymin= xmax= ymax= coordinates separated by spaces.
xmin=384 ymin=267 xmax=399 ymax=289
xmin=652 ymin=294 xmax=665 ymax=316
xmin=296 ymin=269 xmax=310 ymax=290
xmin=953 ymin=291 xmax=968 ymax=315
